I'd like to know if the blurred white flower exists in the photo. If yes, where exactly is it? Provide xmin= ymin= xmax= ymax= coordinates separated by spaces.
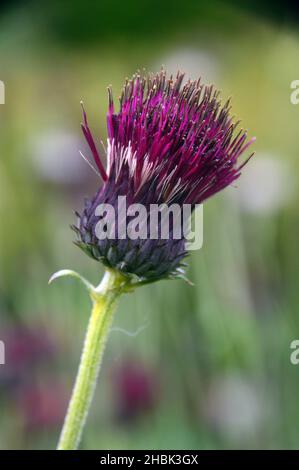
xmin=205 ymin=375 xmax=265 ymax=440
xmin=232 ymin=154 xmax=295 ymax=214
xmin=31 ymin=130 xmax=92 ymax=185
xmin=153 ymin=47 xmax=219 ymax=84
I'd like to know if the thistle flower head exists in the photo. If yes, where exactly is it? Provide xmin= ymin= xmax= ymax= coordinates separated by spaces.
xmin=74 ymin=70 xmax=254 ymax=284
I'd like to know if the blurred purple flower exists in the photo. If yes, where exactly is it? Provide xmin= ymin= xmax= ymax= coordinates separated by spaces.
xmin=6 ymin=325 xmax=55 ymax=367
xmin=112 ymin=359 xmax=158 ymax=422
xmin=17 ymin=382 xmax=67 ymax=432
xmin=0 ymin=324 xmax=56 ymax=390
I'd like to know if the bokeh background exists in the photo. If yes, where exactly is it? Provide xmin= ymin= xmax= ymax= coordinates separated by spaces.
xmin=1 ymin=0 xmax=299 ymax=450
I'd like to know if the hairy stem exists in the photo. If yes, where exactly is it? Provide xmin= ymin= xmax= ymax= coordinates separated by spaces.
xmin=57 ymin=269 xmax=124 ymax=450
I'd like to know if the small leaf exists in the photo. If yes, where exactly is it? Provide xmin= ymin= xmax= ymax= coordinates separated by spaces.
xmin=48 ymin=269 xmax=95 ymax=295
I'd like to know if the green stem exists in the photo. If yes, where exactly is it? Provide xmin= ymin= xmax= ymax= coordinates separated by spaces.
xmin=57 ymin=269 xmax=125 ymax=450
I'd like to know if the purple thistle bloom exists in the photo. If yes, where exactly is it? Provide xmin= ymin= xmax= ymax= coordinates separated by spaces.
xmin=74 ymin=70 xmax=254 ymax=283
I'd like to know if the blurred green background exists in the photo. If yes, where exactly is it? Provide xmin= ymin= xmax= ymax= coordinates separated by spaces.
xmin=1 ymin=0 xmax=299 ymax=450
